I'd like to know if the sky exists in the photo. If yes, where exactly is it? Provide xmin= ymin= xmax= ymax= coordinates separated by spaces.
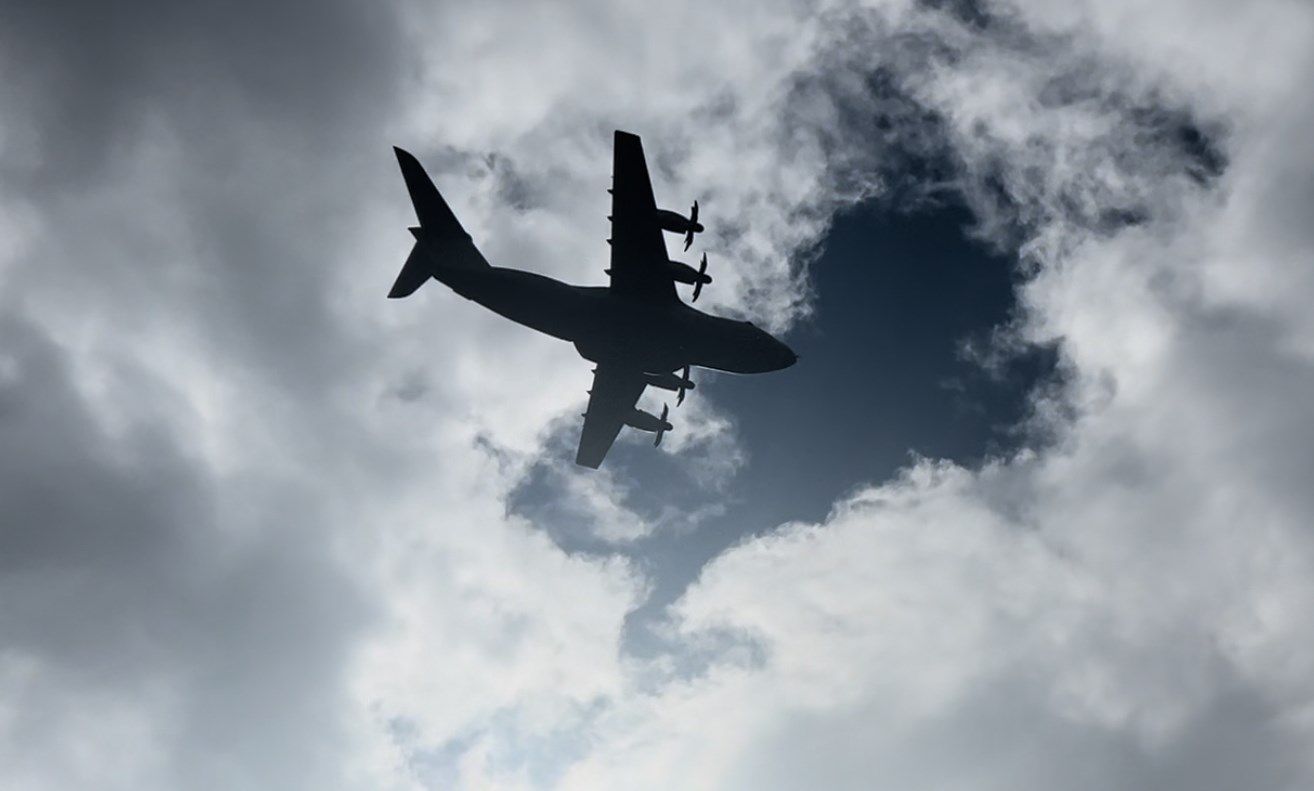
xmin=2 ymin=1 xmax=1313 ymax=789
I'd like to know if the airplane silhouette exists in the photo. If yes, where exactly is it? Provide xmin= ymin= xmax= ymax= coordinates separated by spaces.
xmin=388 ymin=130 xmax=797 ymax=468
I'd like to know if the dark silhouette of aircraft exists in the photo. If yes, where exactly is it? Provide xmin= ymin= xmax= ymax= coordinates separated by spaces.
xmin=388 ymin=130 xmax=796 ymax=468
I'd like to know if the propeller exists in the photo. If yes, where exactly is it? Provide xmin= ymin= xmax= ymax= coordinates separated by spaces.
xmin=653 ymin=404 xmax=671 ymax=447
xmin=691 ymin=253 xmax=709 ymax=303
xmin=676 ymin=365 xmax=691 ymax=406
xmin=682 ymin=200 xmax=700 ymax=251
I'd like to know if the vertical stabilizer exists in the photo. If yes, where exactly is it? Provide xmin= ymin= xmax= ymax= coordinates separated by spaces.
xmin=395 ymin=147 xmax=466 ymax=234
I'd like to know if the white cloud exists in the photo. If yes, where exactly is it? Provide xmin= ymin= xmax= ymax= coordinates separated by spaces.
xmin=551 ymin=0 xmax=1314 ymax=788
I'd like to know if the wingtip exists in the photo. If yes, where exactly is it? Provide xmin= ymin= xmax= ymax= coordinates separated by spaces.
xmin=574 ymin=454 xmax=603 ymax=470
xmin=393 ymin=146 xmax=418 ymax=166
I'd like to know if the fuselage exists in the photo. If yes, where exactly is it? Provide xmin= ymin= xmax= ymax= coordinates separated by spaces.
xmin=435 ymin=265 xmax=797 ymax=375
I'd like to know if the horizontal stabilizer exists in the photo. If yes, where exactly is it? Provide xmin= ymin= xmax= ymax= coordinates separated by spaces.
xmin=388 ymin=240 xmax=432 ymax=298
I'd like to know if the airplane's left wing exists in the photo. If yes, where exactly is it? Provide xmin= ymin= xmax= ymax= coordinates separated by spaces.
xmin=608 ymin=131 xmax=678 ymax=304
xmin=575 ymin=365 xmax=648 ymax=469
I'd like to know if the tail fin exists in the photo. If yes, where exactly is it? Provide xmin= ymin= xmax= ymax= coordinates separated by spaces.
xmin=395 ymin=147 xmax=466 ymax=233
xmin=389 ymin=147 xmax=490 ymax=299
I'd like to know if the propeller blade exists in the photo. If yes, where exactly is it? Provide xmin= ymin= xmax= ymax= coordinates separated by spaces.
xmin=683 ymin=201 xmax=699 ymax=251
xmin=692 ymin=253 xmax=708 ymax=302
xmin=676 ymin=365 xmax=690 ymax=406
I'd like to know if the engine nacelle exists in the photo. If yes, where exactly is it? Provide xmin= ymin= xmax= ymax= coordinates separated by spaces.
xmin=644 ymin=371 xmax=695 ymax=392
xmin=656 ymin=208 xmax=704 ymax=234
xmin=625 ymin=408 xmax=673 ymax=434
xmin=664 ymin=259 xmax=712 ymax=285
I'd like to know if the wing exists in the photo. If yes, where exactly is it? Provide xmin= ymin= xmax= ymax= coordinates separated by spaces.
xmin=575 ymin=365 xmax=648 ymax=469
xmin=608 ymin=131 xmax=678 ymax=303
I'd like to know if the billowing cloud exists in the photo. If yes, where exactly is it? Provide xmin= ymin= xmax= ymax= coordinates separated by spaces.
xmin=2 ymin=0 xmax=1313 ymax=789
xmin=555 ymin=1 xmax=1314 ymax=788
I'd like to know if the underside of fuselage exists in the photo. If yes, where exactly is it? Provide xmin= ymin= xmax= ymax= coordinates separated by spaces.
xmin=433 ymin=265 xmax=795 ymax=375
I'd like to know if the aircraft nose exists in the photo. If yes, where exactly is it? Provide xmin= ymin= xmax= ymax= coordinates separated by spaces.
xmin=773 ymin=337 xmax=799 ymax=370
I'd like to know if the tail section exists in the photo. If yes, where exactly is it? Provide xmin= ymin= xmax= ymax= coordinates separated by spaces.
xmin=395 ymin=147 xmax=465 ymax=232
xmin=389 ymin=147 xmax=490 ymax=299
xmin=388 ymin=237 xmax=432 ymax=298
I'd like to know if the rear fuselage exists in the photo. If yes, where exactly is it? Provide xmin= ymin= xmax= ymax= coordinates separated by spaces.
xmin=435 ymin=266 xmax=796 ymax=375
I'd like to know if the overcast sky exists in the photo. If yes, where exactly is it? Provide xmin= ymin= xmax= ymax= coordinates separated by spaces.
xmin=3 ymin=0 xmax=1314 ymax=789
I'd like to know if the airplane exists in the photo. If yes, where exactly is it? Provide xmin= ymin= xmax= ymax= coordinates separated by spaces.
xmin=387 ymin=130 xmax=797 ymax=469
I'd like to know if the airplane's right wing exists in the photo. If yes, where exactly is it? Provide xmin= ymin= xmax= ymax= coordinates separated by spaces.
xmin=575 ymin=365 xmax=648 ymax=469
xmin=607 ymin=131 xmax=679 ymax=304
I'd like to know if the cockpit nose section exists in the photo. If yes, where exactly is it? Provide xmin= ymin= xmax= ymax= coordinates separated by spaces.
xmin=746 ymin=322 xmax=797 ymax=372
xmin=772 ymin=336 xmax=799 ymax=370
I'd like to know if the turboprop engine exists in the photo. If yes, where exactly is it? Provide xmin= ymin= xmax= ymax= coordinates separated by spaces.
xmin=655 ymin=200 xmax=703 ymax=250
xmin=625 ymin=404 xmax=672 ymax=446
xmin=644 ymin=365 xmax=695 ymax=406
xmin=664 ymin=253 xmax=712 ymax=302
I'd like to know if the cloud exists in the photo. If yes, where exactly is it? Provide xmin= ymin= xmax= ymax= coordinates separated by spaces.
xmin=550 ymin=1 xmax=1314 ymax=788
xmin=3 ymin=0 xmax=878 ymax=785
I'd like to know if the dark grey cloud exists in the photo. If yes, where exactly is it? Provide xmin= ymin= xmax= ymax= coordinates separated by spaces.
xmin=0 ymin=315 xmax=193 ymax=576
xmin=1 ymin=0 xmax=417 ymax=392
xmin=1 ymin=0 xmax=405 ymax=188
xmin=0 ymin=310 xmax=375 ymax=788
xmin=0 ymin=1 xmax=409 ymax=786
